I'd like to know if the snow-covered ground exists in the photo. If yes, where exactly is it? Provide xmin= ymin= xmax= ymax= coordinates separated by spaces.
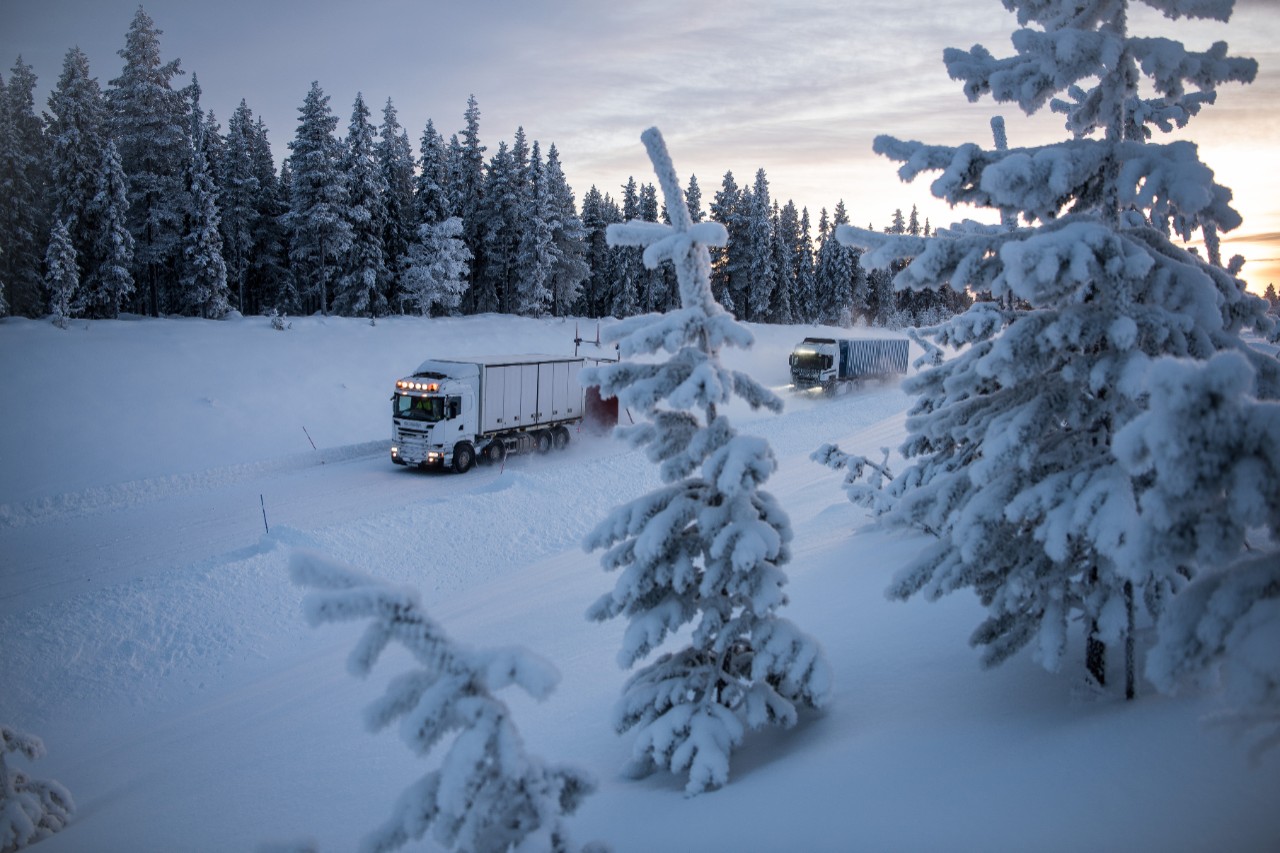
xmin=1 ymin=313 xmax=1276 ymax=852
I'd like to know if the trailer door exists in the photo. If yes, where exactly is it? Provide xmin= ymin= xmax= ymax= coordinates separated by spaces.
xmin=536 ymin=362 xmax=556 ymax=424
xmin=482 ymin=366 xmax=505 ymax=432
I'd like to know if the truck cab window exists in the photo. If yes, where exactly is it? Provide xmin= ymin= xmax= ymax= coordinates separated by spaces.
xmin=395 ymin=394 xmax=446 ymax=422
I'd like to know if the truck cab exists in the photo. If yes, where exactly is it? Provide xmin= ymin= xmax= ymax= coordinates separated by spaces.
xmin=789 ymin=338 xmax=839 ymax=389
xmin=390 ymin=372 xmax=477 ymax=470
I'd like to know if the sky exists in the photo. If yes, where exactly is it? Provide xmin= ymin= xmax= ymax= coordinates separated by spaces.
xmin=2 ymin=0 xmax=1278 ymax=291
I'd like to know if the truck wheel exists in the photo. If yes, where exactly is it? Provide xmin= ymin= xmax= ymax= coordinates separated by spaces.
xmin=484 ymin=440 xmax=506 ymax=466
xmin=452 ymin=442 xmax=475 ymax=474
xmin=553 ymin=426 xmax=570 ymax=450
xmin=535 ymin=430 xmax=553 ymax=454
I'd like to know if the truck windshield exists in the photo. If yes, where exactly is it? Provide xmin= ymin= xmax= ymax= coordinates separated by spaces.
xmin=394 ymin=394 xmax=447 ymax=422
xmin=791 ymin=350 xmax=832 ymax=370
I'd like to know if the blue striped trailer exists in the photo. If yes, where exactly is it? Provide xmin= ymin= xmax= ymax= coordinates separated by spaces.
xmin=789 ymin=337 xmax=909 ymax=394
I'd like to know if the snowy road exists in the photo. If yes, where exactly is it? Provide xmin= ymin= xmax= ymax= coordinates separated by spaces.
xmin=1 ymin=381 xmax=908 ymax=618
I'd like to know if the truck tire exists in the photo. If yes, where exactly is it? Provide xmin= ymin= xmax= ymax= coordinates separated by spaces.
xmin=553 ymin=426 xmax=570 ymax=450
xmin=484 ymin=439 xmax=506 ymax=466
xmin=535 ymin=430 xmax=553 ymax=454
xmin=452 ymin=442 xmax=475 ymax=474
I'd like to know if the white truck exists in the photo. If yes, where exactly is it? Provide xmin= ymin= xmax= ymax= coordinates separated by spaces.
xmin=788 ymin=336 xmax=910 ymax=394
xmin=390 ymin=355 xmax=586 ymax=473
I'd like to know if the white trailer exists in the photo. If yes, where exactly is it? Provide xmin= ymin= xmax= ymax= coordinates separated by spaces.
xmin=390 ymin=355 xmax=585 ymax=472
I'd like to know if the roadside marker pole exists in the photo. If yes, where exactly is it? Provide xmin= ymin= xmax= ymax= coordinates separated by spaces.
xmin=260 ymin=494 xmax=269 ymax=534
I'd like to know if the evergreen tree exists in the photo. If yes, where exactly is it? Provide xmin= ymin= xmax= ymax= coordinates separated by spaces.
xmin=0 ymin=723 xmax=75 ymax=851
xmin=708 ymin=171 xmax=740 ymax=313
xmin=415 ymin=118 xmax=451 ymax=226
xmin=46 ymin=48 xmax=107 ymax=295
xmin=45 ymin=218 xmax=79 ymax=329
xmin=451 ymin=96 xmax=486 ymax=313
xmin=284 ymin=81 xmax=351 ymax=315
xmin=476 ymin=140 xmax=520 ymax=314
xmin=684 ymin=174 xmax=704 ymax=223
xmin=793 ymin=207 xmax=818 ymax=323
xmin=610 ymin=177 xmax=642 ymax=318
xmin=1115 ymin=351 xmax=1280 ymax=754
xmin=333 ymin=93 xmax=388 ymax=318
xmin=543 ymin=144 xmax=589 ymax=316
xmin=576 ymin=185 xmax=619 ymax=318
xmin=637 ymin=182 xmax=666 ymax=312
xmin=289 ymin=550 xmax=597 ymax=853
xmin=219 ymin=100 xmax=259 ymax=313
xmin=813 ymin=201 xmax=864 ymax=326
xmin=248 ymin=116 xmax=288 ymax=314
xmin=514 ymin=141 xmax=555 ymax=316
xmin=0 ymin=58 xmax=49 ymax=318
xmin=743 ymin=169 xmax=777 ymax=322
xmin=824 ymin=0 xmax=1270 ymax=697
xmin=400 ymin=216 xmax=471 ymax=316
xmin=186 ymin=75 xmax=223 ymax=186
xmin=377 ymin=99 xmax=416 ymax=310
xmin=770 ymin=200 xmax=799 ymax=324
xmin=108 ymin=7 xmax=190 ymax=316
xmin=179 ymin=147 xmax=229 ymax=318
xmin=583 ymin=128 xmax=830 ymax=796
xmin=274 ymin=158 xmax=301 ymax=313
xmin=83 ymin=139 xmax=134 ymax=318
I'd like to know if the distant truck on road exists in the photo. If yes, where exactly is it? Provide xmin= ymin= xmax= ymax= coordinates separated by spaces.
xmin=788 ymin=336 xmax=909 ymax=394
xmin=391 ymin=355 xmax=586 ymax=472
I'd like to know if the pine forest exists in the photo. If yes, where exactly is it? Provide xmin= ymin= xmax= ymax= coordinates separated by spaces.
xmin=0 ymin=7 xmax=969 ymax=329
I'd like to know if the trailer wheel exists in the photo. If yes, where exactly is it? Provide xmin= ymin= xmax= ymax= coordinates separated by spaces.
xmin=484 ymin=440 xmax=506 ymax=466
xmin=535 ymin=430 xmax=553 ymax=454
xmin=553 ymin=426 xmax=570 ymax=450
xmin=452 ymin=442 xmax=475 ymax=474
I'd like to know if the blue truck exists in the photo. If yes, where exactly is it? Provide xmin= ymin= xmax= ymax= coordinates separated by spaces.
xmin=788 ymin=336 xmax=910 ymax=394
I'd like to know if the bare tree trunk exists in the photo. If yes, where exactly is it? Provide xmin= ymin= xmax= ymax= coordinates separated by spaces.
xmin=1124 ymin=580 xmax=1136 ymax=701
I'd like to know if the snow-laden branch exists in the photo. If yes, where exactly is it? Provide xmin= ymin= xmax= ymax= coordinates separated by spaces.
xmin=289 ymin=550 xmax=597 ymax=853
xmin=1 ymin=724 xmax=75 ymax=851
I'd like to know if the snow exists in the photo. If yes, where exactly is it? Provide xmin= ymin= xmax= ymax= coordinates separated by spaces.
xmin=1 ymin=312 xmax=1278 ymax=851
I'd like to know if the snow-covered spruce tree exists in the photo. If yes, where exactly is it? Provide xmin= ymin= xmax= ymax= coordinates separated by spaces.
xmin=83 ymin=139 xmax=135 ymax=319
xmin=46 ymin=47 xmax=108 ymax=296
xmin=583 ymin=128 xmax=830 ymax=796
xmin=219 ymin=100 xmax=259 ymax=314
xmin=542 ymin=144 xmax=590 ymax=317
xmin=108 ymin=6 xmax=190 ymax=317
xmin=179 ymin=148 xmax=229 ymax=319
xmin=1 ymin=723 xmax=74 ymax=852
xmin=377 ymin=99 xmax=417 ymax=311
xmin=288 ymin=551 xmax=598 ymax=853
xmin=333 ymin=93 xmax=389 ymax=319
xmin=516 ymin=141 xmax=560 ymax=317
xmin=44 ymin=219 xmax=79 ymax=329
xmin=400 ymin=216 xmax=472 ymax=316
xmin=0 ymin=58 xmax=49 ymax=320
xmin=1113 ymin=351 xmax=1280 ymax=756
xmin=284 ymin=81 xmax=351 ymax=316
xmin=822 ymin=0 xmax=1273 ymax=697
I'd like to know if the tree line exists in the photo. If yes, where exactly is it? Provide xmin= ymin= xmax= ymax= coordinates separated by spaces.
xmin=0 ymin=6 xmax=968 ymax=328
